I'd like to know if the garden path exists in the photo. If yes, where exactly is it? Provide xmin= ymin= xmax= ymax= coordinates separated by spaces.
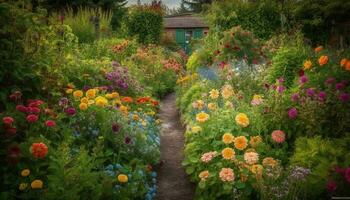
xmin=156 ymin=93 xmax=195 ymax=200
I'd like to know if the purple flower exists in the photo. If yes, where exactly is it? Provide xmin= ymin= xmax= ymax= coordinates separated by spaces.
xmin=289 ymin=166 xmax=310 ymax=180
xmin=299 ymin=75 xmax=308 ymax=84
xmin=288 ymin=107 xmax=298 ymax=119
xmin=325 ymin=77 xmax=335 ymax=85
xmin=326 ymin=181 xmax=337 ymax=192
xmin=291 ymin=93 xmax=299 ymax=102
xmin=59 ymin=97 xmax=69 ymax=107
xmin=338 ymin=93 xmax=350 ymax=102
xmin=277 ymin=86 xmax=285 ymax=94
xmin=278 ymin=77 xmax=284 ymax=83
xmin=306 ymin=88 xmax=315 ymax=97
xmin=318 ymin=91 xmax=327 ymax=102
xmin=124 ymin=136 xmax=131 ymax=144
xmin=335 ymin=82 xmax=345 ymax=90
xmin=112 ymin=123 xmax=120 ymax=133
xmin=65 ymin=107 xmax=76 ymax=116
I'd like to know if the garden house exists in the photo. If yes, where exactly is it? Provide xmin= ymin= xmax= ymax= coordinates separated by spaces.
xmin=164 ymin=13 xmax=209 ymax=54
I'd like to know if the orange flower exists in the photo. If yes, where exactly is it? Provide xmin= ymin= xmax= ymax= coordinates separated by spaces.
xmin=234 ymin=136 xmax=248 ymax=150
xmin=222 ymin=133 xmax=234 ymax=144
xmin=303 ymin=60 xmax=312 ymax=70
xmin=314 ymin=46 xmax=323 ymax=53
xmin=345 ymin=61 xmax=350 ymax=71
xmin=30 ymin=143 xmax=48 ymax=159
xmin=137 ymin=97 xmax=151 ymax=104
xmin=199 ymin=170 xmax=210 ymax=181
xmin=121 ymin=97 xmax=133 ymax=103
xmin=340 ymin=58 xmax=348 ymax=67
xmin=318 ymin=55 xmax=329 ymax=66
xmin=249 ymin=136 xmax=262 ymax=148
xmin=221 ymin=147 xmax=235 ymax=160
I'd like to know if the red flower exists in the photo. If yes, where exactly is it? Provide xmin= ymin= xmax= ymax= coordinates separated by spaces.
xmin=137 ymin=97 xmax=151 ymax=104
xmin=3 ymin=117 xmax=14 ymax=125
xmin=30 ymin=143 xmax=48 ymax=159
xmin=28 ymin=100 xmax=44 ymax=107
xmin=26 ymin=114 xmax=38 ymax=123
xmin=151 ymin=100 xmax=159 ymax=106
xmin=5 ymin=127 xmax=17 ymax=136
xmin=7 ymin=144 xmax=21 ymax=164
xmin=45 ymin=120 xmax=56 ymax=127
xmin=16 ymin=105 xmax=28 ymax=113
xmin=121 ymin=97 xmax=133 ymax=103
xmin=28 ymin=107 xmax=40 ymax=114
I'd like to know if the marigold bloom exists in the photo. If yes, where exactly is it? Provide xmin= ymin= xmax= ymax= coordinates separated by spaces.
xmin=262 ymin=157 xmax=278 ymax=168
xmin=79 ymin=103 xmax=88 ymax=110
xmin=196 ymin=112 xmax=209 ymax=123
xmin=73 ymin=90 xmax=83 ymax=98
xmin=80 ymin=97 xmax=89 ymax=104
xmin=95 ymin=96 xmax=108 ymax=107
xmin=21 ymin=169 xmax=30 ymax=177
xmin=303 ymin=60 xmax=312 ymax=70
xmin=219 ymin=168 xmax=235 ymax=182
xmin=318 ymin=55 xmax=329 ymax=66
xmin=30 ymin=143 xmax=48 ymax=159
xmin=111 ymin=92 xmax=119 ymax=99
xmin=222 ymin=133 xmax=234 ymax=144
xmin=209 ymin=89 xmax=219 ymax=99
xmin=221 ymin=147 xmax=235 ymax=160
xmin=207 ymin=103 xmax=217 ymax=110
xmin=31 ymin=179 xmax=43 ymax=189
xmin=249 ymin=136 xmax=262 ymax=148
xmin=66 ymin=89 xmax=73 ymax=94
xmin=86 ymin=89 xmax=97 ymax=99
xmin=132 ymin=114 xmax=139 ymax=121
xmin=19 ymin=183 xmax=28 ymax=191
xmin=234 ymin=136 xmax=248 ymax=150
xmin=221 ymin=85 xmax=234 ymax=99
xmin=244 ymin=151 xmax=259 ymax=165
xmin=251 ymin=164 xmax=263 ymax=178
xmin=314 ymin=46 xmax=323 ymax=53
xmin=271 ymin=130 xmax=286 ymax=143
xmin=26 ymin=114 xmax=38 ymax=123
xmin=119 ymin=105 xmax=128 ymax=114
xmin=199 ymin=170 xmax=210 ymax=181
xmin=235 ymin=113 xmax=249 ymax=127
xmin=118 ymin=174 xmax=128 ymax=183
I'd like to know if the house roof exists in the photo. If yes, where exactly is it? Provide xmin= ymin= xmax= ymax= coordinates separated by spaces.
xmin=164 ymin=13 xmax=208 ymax=28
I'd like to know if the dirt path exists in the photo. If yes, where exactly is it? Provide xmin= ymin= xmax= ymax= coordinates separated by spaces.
xmin=156 ymin=93 xmax=195 ymax=200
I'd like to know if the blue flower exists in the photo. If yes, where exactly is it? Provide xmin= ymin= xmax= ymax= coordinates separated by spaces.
xmin=106 ymin=164 xmax=114 ymax=171
xmin=151 ymin=172 xmax=157 ymax=178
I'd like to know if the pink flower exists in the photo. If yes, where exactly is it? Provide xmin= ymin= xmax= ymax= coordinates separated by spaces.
xmin=345 ymin=168 xmax=350 ymax=183
xmin=28 ymin=107 xmax=40 ymax=114
xmin=288 ymin=108 xmax=298 ymax=119
xmin=16 ymin=105 xmax=28 ymax=113
xmin=26 ymin=114 xmax=38 ymax=123
xmin=271 ymin=130 xmax=286 ymax=143
xmin=201 ymin=151 xmax=217 ymax=163
xmin=45 ymin=120 xmax=56 ymax=127
xmin=219 ymin=168 xmax=235 ymax=182
xmin=299 ymin=75 xmax=308 ymax=84
xmin=326 ymin=180 xmax=337 ymax=192
xmin=2 ymin=117 xmax=14 ymax=125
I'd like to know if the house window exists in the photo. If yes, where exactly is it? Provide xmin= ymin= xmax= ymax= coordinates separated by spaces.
xmin=185 ymin=30 xmax=193 ymax=44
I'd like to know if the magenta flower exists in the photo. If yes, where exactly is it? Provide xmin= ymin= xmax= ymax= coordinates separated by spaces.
xmin=291 ymin=93 xmax=299 ymax=102
xmin=288 ymin=108 xmax=298 ymax=119
xmin=65 ymin=107 xmax=76 ymax=116
xmin=325 ymin=77 xmax=335 ymax=85
xmin=278 ymin=77 xmax=284 ymax=83
xmin=335 ymin=82 xmax=345 ymax=90
xmin=326 ymin=180 xmax=337 ymax=192
xmin=345 ymin=168 xmax=350 ymax=183
xmin=338 ymin=93 xmax=350 ymax=102
xmin=124 ymin=137 xmax=131 ymax=144
xmin=277 ymin=86 xmax=285 ymax=94
xmin=112 ymin=123 xmax=120 ymax=133
xmin=318 ymin=91 xmax=326 ymax=102
xmin=306 ymin=88 xmax=315 ymax=97
xmin=299 ymin=75 xmax=308 ymax=84
xmin=59 ymin=97 xmax=69 ymax=107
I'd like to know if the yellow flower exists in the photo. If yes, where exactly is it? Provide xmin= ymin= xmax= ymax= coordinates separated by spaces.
xmin=251 ymin=164 xmax=263 ymax=178
xmin=249 ymin=136 xmax=262 ymax=148
xmin=141 ymin=120 xmax=147 ymax=126
xmin=234 ymin=136 xmax=248 ymax=150
xmin=209 ymin=89 xmax=219 ymax=99
xmin=66 ymin=89 xmax=73 ymax=94
xmin=95 ymin=96 xmax=108 ymax=107
xmin=156 ymin=119 xmax=161 ymax=124
xmin=88 ymin=100 xmax=95 ymax=105
xmin=253 ymin=94 xmax=262 ymax=100
xmin=235 ymin=113 xmax=249 ymax=127
xmin=73 ymin=90 xmax=83 ymax=98
xmin=207 ymin=103 xmax=217 ymax=110
xmin=120 ymin=105 xmax=128 ymax=113
xmin=133 ymin=114 xmax=139 ymax=121
xmin=19 ymin=183 xmax=28 ymax=191
xmin=199 ymin=170 xmax=210 ymax=181
xmin=303 ymin=60 xmax=312 ymax=70
xmin=86 ymin=89 xmax=97 ymax=99
xmin=221 ymin=147 xmax=235 ymax=160
xmin=31 ymin=179 xmax=43 ymax=189
xmin=196 ymin=112 xmax=209 ymax=123
xmin=111 ymin=92 xmax=119 ymax=99
xmin=105 ymin=93 xmax=114 ymax=99
xmin=221 ymin=85 xmax=234 ymax=99
xmin=191 ymin=126 xmax=202 ymax=133
xmin=148 ymin=111 xmax=156 ymax=116
xmin=222 ymin=133 xmax=234 ymax=144
xmin=117 ymin=174 xmax=128 ymax=183
xmin=262 ymin=157 xmax=278 ymax=168
xmin=79 ymin=103 xmax=88 ymax=110
xmin=21 ymin=169 xmax=30 ymax=177
xmin=81 ymin=97 xmax=89 ymax=104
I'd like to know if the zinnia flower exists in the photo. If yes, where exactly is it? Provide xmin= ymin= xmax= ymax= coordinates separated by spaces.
xmin=222 ymin=133 xmax=234 ymax=144
xmin=318 ymin=55 xmax=329 ymax=66
xmin=303 ymin=60 xmax=312 ymax=70
xmin=325 ymin=77 xmax=335 ymax=85
xmin=196 ymin=112 xmax=209 ymax=123
xmin=335 ymin=82 xmax=345 ymax=90
xmin=277 ymin=85 xmax=285 ymax=93
xmin=244 ymin=151 xmax=259 ymax=165
xmin=234 ymin=136 xmax=248 ymax=150
xmin=201 ymin=151 xmax=217 ymax=163
xmin=219 ymin=168 xmax=235 ymax=182
xmin=291 ymin=93 xmax=299 ymax=102
xmin=117 ymin=174 xmax=128 ymax=183
xmin=26 ymin=114 xmax=38 ymax=123
xmin=338 ymin=93 xmax=350 ymax=102
xmin=299 ymin=75 xmax=308 ymax=84
xmin=306 ymin=88 xmax=315 ymax=97
xmin=30 ymin=143 xmax=48 ymax=159
xmin=95 ymin=96 xmax=108 ymax=107
xmin=124 ymin=137 xmax=131 ymax=144
xmin=288 ymin=107 xmax=298 ymax=119
xmin=251 ymin=164 xmax=263 ymax=178
xmin=21 ymin=169 xmax=30 ymax=177
xmin=199 ymin=170 xmax=210 ymax=181
xmin=65 ymin=107 xmax=76 ymax=116
xmin=235 ymin=113 xmax=249 ymax=127
xmin=31 ymin=179 xmax=43 ymax=189
xmin=112 ymin=123 xmax=120 ymax=133
xmin=16 ymin=105 xmax=28 ymax=113
xmin=340 ymin=58 xmax=348 ymax=67
xmin=251 ymin=94 xmax=263 ymax=106
xmin=45 ymin=120 xmax=56 ymax=127
xmin=318 ymin=91 xmax=327 ymax=102
xmin=121 ymin=97 xmax=133 ymax=103
xmin=209 ymin=89 xmax=219 ymax=99
xmin=221 ymin=147 xmax=235 ymax=160
xmin=3 ymin=116 xmax=14 ymax=125
xmin=271 ymin=130 xmax=286 ymax=143
xmin=86 ymin=89 xmax=97 ymax=99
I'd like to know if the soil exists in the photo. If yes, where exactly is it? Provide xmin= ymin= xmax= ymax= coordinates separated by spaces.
xmin=156 ymin=93 xmax=195 ymax=200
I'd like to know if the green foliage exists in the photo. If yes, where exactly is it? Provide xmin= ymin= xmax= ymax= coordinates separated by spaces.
xmin=126 ymin=6 xmax=163 ymax=44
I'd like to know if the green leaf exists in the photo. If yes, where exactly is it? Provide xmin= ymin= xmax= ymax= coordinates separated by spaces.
xmin=235 ymin=181 xmax=246 ymax=189
xmin=198 ymin=181 xmax=206 ymax=189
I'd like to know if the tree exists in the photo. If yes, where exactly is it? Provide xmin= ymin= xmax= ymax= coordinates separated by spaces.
xmin=183 ymin=0 xmax=212 ymax=12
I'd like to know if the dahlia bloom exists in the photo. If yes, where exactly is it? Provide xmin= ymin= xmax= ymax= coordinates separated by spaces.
xmin=271 ymin=130 xmax=286 ymax=143
xmin=219 ymin=168 xmax=235 ymax=182
xmin=244 ymin=152 xmax=259 ymax=165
